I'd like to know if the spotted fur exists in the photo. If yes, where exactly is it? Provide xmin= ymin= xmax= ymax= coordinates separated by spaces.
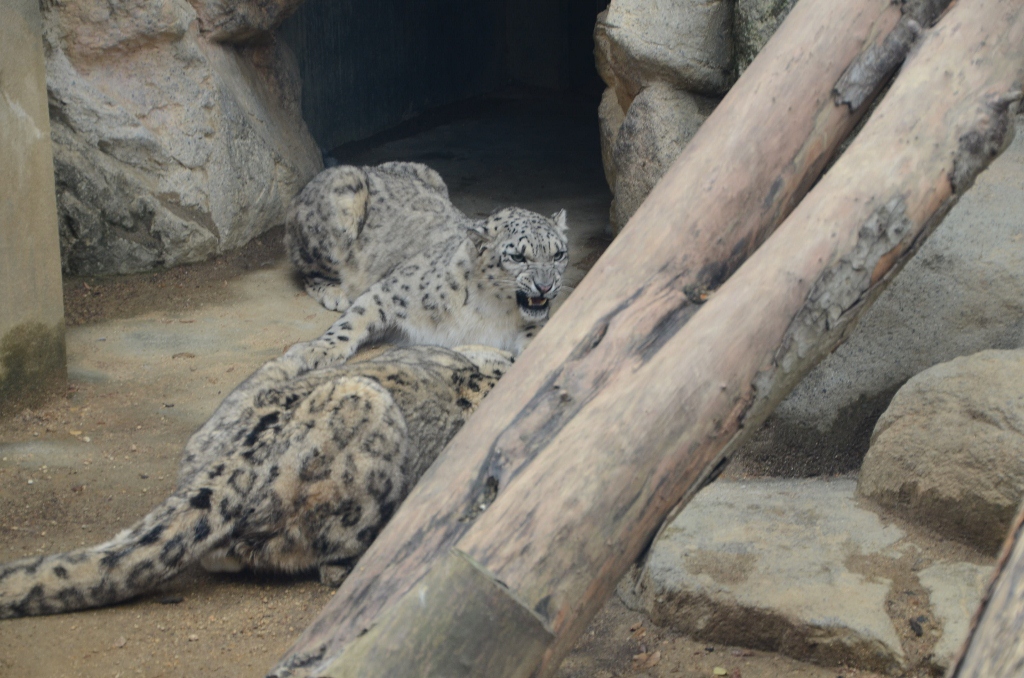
xmin=0 ymin=344 xmax=511 ymax=618
xmin=284 ymin=161 xmax=569 ymax=368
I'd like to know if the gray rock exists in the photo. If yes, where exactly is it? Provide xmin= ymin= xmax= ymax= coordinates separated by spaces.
xmin=43 ymin=0 xmax=321 ymax=275
xmin=734 ymin=113 xmax=1024 ymax=478
xmin=621 ymin=479 xmax=906 ymax=673
xmin=734 ymin=0 xmax=798 ymax=74
xmin=608 ymin=83 xmax=717 ymax=232
xmin=190 ymin=0 xmax=306 ymax=43
xmin=593 ymin=12 xmax=620 ymax=103
xmin=597 ymin=87 xmax=626 ymax=192
xmin=595 ymin=0 xmax=734 ymax=100
xmin=858 ymin=349 xmax=1024 ymax=554
xmin=620 ymin=479 xmax=993 ymax=674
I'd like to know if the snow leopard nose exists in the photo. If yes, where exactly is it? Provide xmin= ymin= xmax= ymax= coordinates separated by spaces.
xmin=533 ymin=270 xmax=555 ymax=296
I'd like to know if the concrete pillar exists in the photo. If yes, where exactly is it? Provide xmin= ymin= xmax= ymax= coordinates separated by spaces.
xmin=0 ymin=0 xmax=66 ymax=417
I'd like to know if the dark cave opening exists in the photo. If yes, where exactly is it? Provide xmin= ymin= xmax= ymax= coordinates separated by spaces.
xmin=278 ymin=0 xmax=610 ymax=153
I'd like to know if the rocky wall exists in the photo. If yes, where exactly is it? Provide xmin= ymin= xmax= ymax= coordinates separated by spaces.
xmin=45 ymin=0 xmax=322 ymax=275
xmin=595 ymin=0 xmax=795 ymax=232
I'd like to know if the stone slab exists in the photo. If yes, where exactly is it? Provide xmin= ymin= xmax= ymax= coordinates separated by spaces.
xmin=620 ymin=479 xmax=994 ymax=675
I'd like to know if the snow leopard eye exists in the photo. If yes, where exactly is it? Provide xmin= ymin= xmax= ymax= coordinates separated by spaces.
xmin=553 ymin=250 xmax=566 ymax=262
xmin=509 ymin=252 xmax=526 ymax=263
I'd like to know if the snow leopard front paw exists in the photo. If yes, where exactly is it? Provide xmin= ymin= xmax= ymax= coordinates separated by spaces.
xmin=317 ymin=561 xmax=353 ymax=587
xmin=305 ymin=282 xmax=350 ymax=313
xmin=280 ymin=340 xmax=333 ymax=374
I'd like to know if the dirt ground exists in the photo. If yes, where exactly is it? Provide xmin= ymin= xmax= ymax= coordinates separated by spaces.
xmin=1 ymin=95 xmax=883 ymax=677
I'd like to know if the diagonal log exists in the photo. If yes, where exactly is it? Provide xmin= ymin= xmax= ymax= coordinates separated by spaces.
xmin=268 ymin=0 xmax=981 ymax=675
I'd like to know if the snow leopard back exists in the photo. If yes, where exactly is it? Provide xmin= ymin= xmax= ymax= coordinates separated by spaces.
xmin=0 ymin=344 xmax=511 ymax=618
xmin=285 ymin=161 xmax=473 ymax=312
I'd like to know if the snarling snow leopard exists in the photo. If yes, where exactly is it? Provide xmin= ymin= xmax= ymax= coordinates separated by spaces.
xmin=0 ymin=343 xmax=511 ymax=618
xmin=284 ymin=161 xmax=569 ymax=370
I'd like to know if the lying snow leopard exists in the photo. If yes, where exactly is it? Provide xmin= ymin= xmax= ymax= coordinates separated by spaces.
xmin=284 ymin=161 xmax=568 ymax=368
xmin=0 ymin=344 xmax=511 ymax=618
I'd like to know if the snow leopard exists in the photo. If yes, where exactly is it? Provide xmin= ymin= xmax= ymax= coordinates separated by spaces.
xmin=284 ymin=161 xmax=569 ymax=368
xmin=0 ymin=344 xmax=512 ymax=618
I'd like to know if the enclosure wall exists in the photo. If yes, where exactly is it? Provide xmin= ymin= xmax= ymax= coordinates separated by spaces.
xmin=0 ymin=0 xmax=67 ymax=417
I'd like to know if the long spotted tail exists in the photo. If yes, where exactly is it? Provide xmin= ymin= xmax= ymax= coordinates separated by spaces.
xmin=0 ymin=488 xmax=230 ymax=618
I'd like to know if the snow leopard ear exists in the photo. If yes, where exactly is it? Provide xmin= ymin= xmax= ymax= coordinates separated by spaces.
xmin=551 ymin=209 xmax=568 ymax=236
xmin=464 ymin=221 xmax=495 ymax=251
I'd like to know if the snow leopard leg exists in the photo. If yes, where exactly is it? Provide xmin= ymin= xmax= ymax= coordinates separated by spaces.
xmin=282 ymin=282 xmax=408 ymax=372
xmin=285 ymin=165 xmax=370 ymax=313
xmin=513 ymin=323 xmax=543 ymax=354
xmin=199 ymin=547 xmax=245 ymax=574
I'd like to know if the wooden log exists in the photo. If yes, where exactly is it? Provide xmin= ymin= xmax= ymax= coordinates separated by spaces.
xmin=326 ymin=549 xmax=553 ymax=678
xmin=269 ymin=0 xmax=956 ymax=675
xmin=947 ymin=501 xmax=1024 ymax=677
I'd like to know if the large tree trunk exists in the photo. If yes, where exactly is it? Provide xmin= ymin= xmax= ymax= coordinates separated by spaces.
xmin=947 ymin=501 xmax=1024 ymax=677
xmin=268 ymin=0 xmax=1024 ymax=675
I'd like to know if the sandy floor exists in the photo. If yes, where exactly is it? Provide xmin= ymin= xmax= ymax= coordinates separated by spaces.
xmin=2 ymin=94 xmax=880 ymax=678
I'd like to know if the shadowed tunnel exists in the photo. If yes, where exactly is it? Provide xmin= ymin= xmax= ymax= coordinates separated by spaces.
xmin=278 ymin=0 xmax=610 ymax=152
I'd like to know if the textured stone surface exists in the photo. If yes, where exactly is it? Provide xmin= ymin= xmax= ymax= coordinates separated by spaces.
xmin=594 ymin=0 xmax=804 ymax=234
xmin=621 ymin=479 xmax=907 ymax=673
xmin=607 ymin=82 xmax=716 ymax=232
xmin=620 ymin=479 xmax=994 ymax=674
xmin=191 ymin=0 xmax=306 ymax=43
xmin=734 ymin=114 xmax=1024 ymax=477
xmin=595 ymin=0 xmax=734 ymax=102
xmin=859 ymin=349 xmax=1024 ymax=555
xmin=593 ymin=0 xmax=728 ymax=233
xmin=44 ymin=0 xmax=321 ymax=275
xmin=734 ymin=0 xmax=798 ymax=74
xmin=597 ymin=87 xmax=625 ymax=191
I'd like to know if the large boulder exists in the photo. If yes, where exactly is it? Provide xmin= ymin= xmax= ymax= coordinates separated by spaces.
xmin=859 ymin=349 xmax=1024 ymax=554
xmin=734 ymin=115 xmax=1024 ymax=477
xmin=594 ymin=0 xmax=734 ymax=105
xmin=603 ymin=82 xmax=716 ymax=231
xmin=44 ymin=0 xmax=321 ymax=275
xmin=190 ymin=0 xmax=306 ymax=43
xmin=597 ymin=87 xmax=625 ymax=191
xmin=733 ymin=0 xmax=798 ymax=74
xmin=594 ymin=0 xmax=804 ymax=233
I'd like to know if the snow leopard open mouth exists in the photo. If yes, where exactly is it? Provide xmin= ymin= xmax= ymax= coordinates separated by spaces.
xmin=516 ymin=291 xmax=550 ymax=318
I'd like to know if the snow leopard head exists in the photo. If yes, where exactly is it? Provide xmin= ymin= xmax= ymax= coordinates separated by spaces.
xmin=470 ymin=207 xmax=570 ymax=321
